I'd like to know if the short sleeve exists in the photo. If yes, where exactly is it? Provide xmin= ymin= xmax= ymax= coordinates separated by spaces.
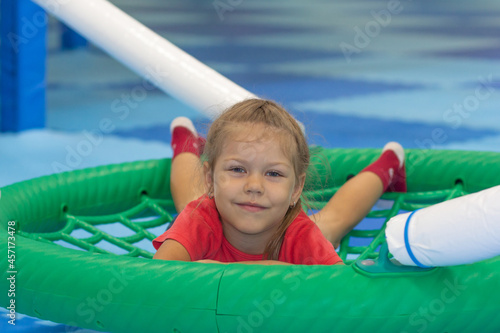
xmin=281 ymin=212 xmax=343 ymax=265
xmin=152 ymin=197 xmax=220 ymax=261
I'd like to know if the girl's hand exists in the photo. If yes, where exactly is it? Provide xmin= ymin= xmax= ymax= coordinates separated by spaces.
xmin=196 ymin=259 xmax=226 ymax=264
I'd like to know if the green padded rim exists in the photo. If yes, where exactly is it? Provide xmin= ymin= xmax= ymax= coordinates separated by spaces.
xmin=1 ymin=147 xmax=500 ymax=332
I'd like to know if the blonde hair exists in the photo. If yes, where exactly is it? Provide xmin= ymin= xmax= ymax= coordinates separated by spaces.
xmin=204 ymin=98 xmax=310 ymax=260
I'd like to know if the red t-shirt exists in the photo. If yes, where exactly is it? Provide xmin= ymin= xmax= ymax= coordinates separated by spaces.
xmin=153 ymin=196 xmax=342 ymax=265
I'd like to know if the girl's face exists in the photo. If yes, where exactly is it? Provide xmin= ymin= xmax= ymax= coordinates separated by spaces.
xmin=204 ymin=124 xmax=305 ymax=255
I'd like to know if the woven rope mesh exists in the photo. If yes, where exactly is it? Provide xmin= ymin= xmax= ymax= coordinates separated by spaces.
xmin=19 ymin=195 xmax=176 ymax=259
xmin=309 ymin=181 xmax=467 ymax=264
xmin=18 ymin=182 xmax=467 ymax=264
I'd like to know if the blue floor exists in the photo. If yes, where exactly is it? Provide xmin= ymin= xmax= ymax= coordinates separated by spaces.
xmin=2 ymin=0 xmax=500 ymax=331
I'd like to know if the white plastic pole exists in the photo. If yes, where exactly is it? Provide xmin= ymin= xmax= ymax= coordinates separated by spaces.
xmin=386 ymin=185 xmax=500 ymax=267
xmin=32 ymin=0 xmax=256 ymax=117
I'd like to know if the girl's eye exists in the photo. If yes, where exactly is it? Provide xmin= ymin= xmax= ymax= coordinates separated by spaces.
xmin=267 ymin=171 xmax=282 ymax=177
xmin=230 ymin=167 xmax=245 ymax=173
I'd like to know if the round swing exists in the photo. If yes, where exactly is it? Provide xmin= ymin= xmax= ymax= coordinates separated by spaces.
xmin=1 ymin=147 xmax=500 ymax=332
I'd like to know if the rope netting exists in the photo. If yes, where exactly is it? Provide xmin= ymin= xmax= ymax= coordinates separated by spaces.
xmin=17 ymin=182 xmax=468 ymax=264
xmin=306 ymin=180 xmax=467 ymax=264
xmin=18 ymin=195 xmax=176 ymax=259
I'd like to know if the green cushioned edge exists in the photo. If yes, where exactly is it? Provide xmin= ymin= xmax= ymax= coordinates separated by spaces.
xmin=1 ymin=148 xmax=500 ymax=332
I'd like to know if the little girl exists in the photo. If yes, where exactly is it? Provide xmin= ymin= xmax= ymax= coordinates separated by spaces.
xmin=153 ymin=98 xmax=406 ymax=265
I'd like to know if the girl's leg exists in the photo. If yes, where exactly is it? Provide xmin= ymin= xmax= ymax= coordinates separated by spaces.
xmin=311 ymin=142 xmax=406 ymax=248
xmin=169 ymin=117 xmax=206 ymax=212
xmin=171 ymin=153 xmax=205 ymax=212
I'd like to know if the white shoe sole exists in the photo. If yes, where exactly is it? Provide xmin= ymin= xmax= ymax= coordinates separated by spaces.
xmin=382 ymin=142 xmax=405 ymax=168
xmin=170 ymin=116 xmax=198 ymax=137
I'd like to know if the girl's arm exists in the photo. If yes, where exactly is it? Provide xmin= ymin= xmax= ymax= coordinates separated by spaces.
xmin=153 ymin=241 xmax=344 ymax=265
xmin=197 ymin=259 xmax=291 ymax=265
xmin=198 ymin=260 xmax=344 ymax=265
xmin=153 ymin=239 xmax=191 ymax=261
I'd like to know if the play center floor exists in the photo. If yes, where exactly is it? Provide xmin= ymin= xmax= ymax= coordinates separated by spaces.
xmin=1 ymin=0 xmax=500 ymax=331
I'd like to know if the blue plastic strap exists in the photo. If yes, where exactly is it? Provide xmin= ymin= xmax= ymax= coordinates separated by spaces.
xmin=404 ymin=210 xmax=431 ymax=268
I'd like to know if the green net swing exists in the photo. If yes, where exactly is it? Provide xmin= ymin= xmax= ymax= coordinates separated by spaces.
xmin=15 ymin=153 xmax=467 ymax=264
xmin=1 ymin=147 xmax=500 ymax=332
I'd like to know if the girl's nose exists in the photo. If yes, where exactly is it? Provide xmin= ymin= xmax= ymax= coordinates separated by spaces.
xmin=244 ymin=173 xmax=264 ymax=194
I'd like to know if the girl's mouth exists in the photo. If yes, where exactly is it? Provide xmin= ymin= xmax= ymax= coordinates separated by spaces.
xmin=237 ymin=202 xmax=267 ymax=212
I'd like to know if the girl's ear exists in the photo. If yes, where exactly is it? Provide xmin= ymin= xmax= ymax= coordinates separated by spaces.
xmin=292 ymin=173 xmax=306 ymax=204
xmin=203 ymin=161 xmax=213 ymax=192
